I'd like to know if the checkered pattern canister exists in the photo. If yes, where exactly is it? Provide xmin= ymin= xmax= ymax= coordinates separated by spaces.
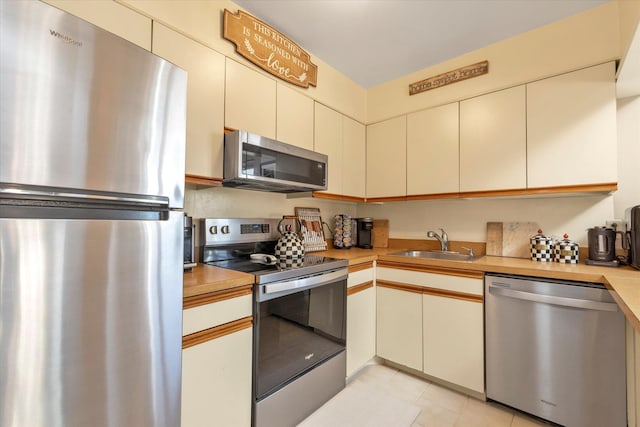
xmin=530 ymin=229 xmax=554 ymax=262
xmin=554 ymin=234 xmax=579 ymax=264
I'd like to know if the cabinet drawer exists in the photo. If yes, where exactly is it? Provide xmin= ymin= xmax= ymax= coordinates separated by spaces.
xmin=377 ymin=267 xmax=482 ymax=296
xmin=183 ymin=294 xmax=252 ymax=336
xmin=348 ymin=268 xmax=374 ymax=288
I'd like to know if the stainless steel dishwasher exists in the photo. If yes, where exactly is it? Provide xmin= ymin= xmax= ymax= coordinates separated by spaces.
xmin=485 ymin=274 xmax=626 ymax=427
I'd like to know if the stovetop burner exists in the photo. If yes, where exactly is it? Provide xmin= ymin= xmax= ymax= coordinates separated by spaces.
xmin=200 ymin=218 xmax=347 ymax=284
xmin=206 ymin=253 xmax=347 ymax=284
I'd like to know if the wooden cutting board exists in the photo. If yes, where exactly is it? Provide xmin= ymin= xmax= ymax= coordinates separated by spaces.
xmin=486 ymin=221 xmax=540 ymax=258
xmin=372 ymin=219 xmax=389 ymax=248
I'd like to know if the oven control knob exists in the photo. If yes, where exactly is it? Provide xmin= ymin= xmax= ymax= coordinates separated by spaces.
xmin=209 ymin=225 xmax=217 ymax=235
xmin=221 ymin=225 xmax=230 ymax=234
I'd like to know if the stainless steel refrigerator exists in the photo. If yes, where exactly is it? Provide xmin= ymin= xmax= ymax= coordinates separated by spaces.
xmin=1 ymin=1 xmax=187 ymax=426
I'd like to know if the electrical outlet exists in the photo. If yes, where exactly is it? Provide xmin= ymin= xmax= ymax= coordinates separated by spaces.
xmin=606 ymin=219 xmax=627 ymax=231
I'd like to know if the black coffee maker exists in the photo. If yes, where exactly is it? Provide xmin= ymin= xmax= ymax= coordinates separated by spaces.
xmin=355 ymin=218 xmax=374 ymax=249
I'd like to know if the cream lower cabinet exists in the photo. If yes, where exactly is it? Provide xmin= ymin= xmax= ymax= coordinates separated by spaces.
xmin=182 ymin=290 xmax=253 ymax=427
xmin=347 ymin=262 xmax=376 ymax=377
xmin=152 ymin=23 xmax=225 ymax=180
xmin=376 ymin=280 xmax=423 ymax=371
xmin=377 ymin=264 xmax=484 ymax=394
xmin=423 ymin=292 xmax=484 ymax=393
xmin=627 ymin=320 xmax=640 ymax=427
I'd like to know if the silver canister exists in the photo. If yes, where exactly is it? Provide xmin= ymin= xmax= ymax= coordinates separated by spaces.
xmin=530 ymin=229 xmax=554 ymax=262
xmin=554 ymin=233 xmax=579 ymax=264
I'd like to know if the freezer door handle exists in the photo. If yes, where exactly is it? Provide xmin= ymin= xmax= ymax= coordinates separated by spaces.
xmin=488 ymin=284 xmax=619 ymax=312
xmin=1 ymin=184 xmax=169 ymax=208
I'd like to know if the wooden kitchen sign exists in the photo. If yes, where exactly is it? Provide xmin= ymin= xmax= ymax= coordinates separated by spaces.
xmin=409 ymin=60 xmax=489 ymax=95
xmin=223 ymin=9 xmax=318 ymax=88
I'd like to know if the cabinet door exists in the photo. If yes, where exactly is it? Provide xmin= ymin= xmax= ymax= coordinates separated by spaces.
xmin=376 ymin=286 xmax=422 ymax=371
xmin=153 ymin=23 xmax=225 ymax=179
xmin=342 ymin=117 xmax=366 ymax=198
xmin=314 ymin=103 xmax=343 ymax=194
xmin=276 ymin=84 xmax=314 ymax=151
xmin=182 ymin=328 xmax=253 ymax=427
xmin=527 ymin=62 xmax=617 ymax=188
xmin=366 ymin=116 xmax=407 ymax=198
xmin=407 ymin=103 xmax=459 ymax=195
xmin=225 ymin=59 xmax=276 ymax=138
xmin=42 ymin=0 xmax=151 ymax=50
xmin=460 ymin=86 xmax=526 ymax=192
xmin=347 ymin=286 xmax=376 ymax=376
xmin=423 ymin=294 xmax=484 ymax=393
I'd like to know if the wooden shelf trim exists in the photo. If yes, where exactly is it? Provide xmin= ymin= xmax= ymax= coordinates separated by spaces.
xmin=347 ymin=281 xmax=374 ymax=296
xmin=185 ymin=174 xmax=223 ymax=187
xmin=312 ymin=192 xmax=366 ymax=203
xmin=348 ymin=262 xmax=374 ymax=273
xmin=183 ymin=285 xmax=253 ymax=310
xmin=377 ymin=279 xmax=482 ymax=302
xmin=182 ymin=316 xmax=253 ymax=349
xmin=377 ymin=261 xmax=483 ymax=279
xmin=369 ymin=182 xmax=617 ymax=203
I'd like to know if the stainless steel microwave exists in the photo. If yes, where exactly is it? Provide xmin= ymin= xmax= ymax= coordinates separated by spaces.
xmin=223 ymin=130 xmax=328 ymax=193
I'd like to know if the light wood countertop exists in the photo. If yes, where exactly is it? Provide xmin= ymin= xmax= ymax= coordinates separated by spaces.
xmin=183 ymin=248 xmax=639 ymax=330
xmin=183 ymin=265 xmax=254 ymax=299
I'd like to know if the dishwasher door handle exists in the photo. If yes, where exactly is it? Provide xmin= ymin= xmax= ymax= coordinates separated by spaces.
xmin=488 ymin=285 xmax=619 ymax=312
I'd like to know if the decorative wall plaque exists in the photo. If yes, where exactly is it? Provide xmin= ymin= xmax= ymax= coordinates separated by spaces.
xmin=409 ymin=60 xmax=489 ymax=95
xmin=223 ymin=9 xmax=318 ymax=88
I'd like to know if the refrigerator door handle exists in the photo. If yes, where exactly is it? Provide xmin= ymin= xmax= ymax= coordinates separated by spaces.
xmin=488 ymin=284 xmax=619 ymax=312
xmin=1 ymin=185 xmax=169 ymax=208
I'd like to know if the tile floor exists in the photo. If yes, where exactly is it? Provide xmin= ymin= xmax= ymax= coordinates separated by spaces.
xmin=299 ymin=363 xmax=551 ymax=427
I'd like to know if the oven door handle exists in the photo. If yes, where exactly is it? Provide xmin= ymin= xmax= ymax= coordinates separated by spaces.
xmin=262 ymin=269 xmax=348 ymax=295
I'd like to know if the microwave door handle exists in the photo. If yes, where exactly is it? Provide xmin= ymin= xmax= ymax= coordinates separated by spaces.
xmin=488 ymin=285 xmax=619 ymax=312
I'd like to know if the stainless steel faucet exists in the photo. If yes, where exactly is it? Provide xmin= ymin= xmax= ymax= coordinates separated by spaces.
xmin=427 ymin=228 xmax=449 ymax=252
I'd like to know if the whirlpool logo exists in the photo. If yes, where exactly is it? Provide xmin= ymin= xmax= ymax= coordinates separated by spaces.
xmin=49 ymin=29 xmax=83 ymax=47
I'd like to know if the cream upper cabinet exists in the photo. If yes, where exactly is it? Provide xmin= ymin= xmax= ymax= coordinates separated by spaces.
xmin=527 ymin=62 xmax=617 ymax=188
xmin=460 ymin=86 xmax=526 ymax=192
xmin=225 ymin=59 xmax=276 ymax=138
xmin=314 ymin=103 xmax=343 ymax=195
xmin=276 ymin=84 xmax=314 ymax=151
xmin=407 ymin=103 xmax=459 ymax=195
xmin=366 ymin=116 xmax=407 ymax=198
xmin=42 ymin=0 xmax=151 ymax=50
xmin=152 ymin=23 xmax=225 ymax=180
xmin=342 ymin=117 xmax=366 ymax=198
xmin=346 ymin=265 xmax=376 ymax=377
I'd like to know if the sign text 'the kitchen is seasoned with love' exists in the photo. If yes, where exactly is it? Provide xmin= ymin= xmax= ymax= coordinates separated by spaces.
xmin=224 ymin=9 xmax=318 ymax=88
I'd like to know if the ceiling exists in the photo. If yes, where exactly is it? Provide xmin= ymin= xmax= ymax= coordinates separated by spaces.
xmin=233 ymin=0 xmax=610 ymax=88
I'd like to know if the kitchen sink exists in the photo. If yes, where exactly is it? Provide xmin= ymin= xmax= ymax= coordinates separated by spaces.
xmin=389 ymin=250 xmax=474 ymax=262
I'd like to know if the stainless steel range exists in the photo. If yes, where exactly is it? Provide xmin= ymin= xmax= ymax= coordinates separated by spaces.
xmin=200 ymin=218 xmax=348 ymax=427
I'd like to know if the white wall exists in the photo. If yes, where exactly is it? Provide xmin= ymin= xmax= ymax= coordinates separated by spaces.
xmin=185 ymin=187 xmax=357 ymax=243
xmin=356 ymin=195 xmax=614 ymax=246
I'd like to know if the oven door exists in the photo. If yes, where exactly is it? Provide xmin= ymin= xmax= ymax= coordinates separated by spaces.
xmin=254 ymin=269 xmax=347 ymax=402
